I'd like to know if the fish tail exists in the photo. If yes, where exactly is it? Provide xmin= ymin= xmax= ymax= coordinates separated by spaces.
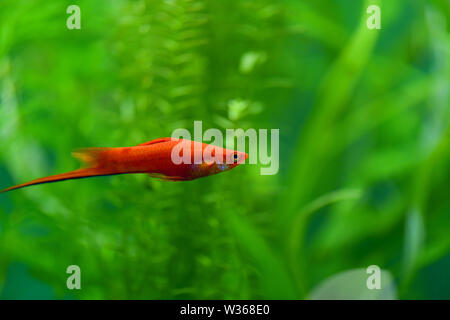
xmin=0 ymin=168 xmax=116 ymax=193
xmin=1 ymin=147 xmax=118 ymax=194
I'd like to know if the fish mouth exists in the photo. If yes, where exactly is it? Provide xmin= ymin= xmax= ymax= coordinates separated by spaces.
xmin=236 ymin=152 xmax=248 ymax=164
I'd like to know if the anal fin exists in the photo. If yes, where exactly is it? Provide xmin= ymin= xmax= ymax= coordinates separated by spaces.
xmin=147 ymin=173 xmax=188 ymax=181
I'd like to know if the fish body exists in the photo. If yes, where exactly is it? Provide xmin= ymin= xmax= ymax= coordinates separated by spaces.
xmin=0 ymin=138 xmax=248 ymax=193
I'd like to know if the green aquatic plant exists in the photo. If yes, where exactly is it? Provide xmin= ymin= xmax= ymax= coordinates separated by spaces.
xmin=0 ymin=0 xmax=449 ymax=299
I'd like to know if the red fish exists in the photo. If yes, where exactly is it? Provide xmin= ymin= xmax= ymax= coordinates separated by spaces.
xmin=0 ymin=138 xmax=248 ymax=193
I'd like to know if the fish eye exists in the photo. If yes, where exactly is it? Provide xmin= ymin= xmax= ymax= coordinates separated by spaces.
xmin=232 ymin=153 xmax=240 ymax=162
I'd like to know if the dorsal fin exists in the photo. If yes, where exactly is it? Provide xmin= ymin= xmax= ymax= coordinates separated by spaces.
xmin=137 ymin=137 xmax=175 ymax=146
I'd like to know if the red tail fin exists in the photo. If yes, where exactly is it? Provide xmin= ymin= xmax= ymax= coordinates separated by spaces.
xmin=1 ymin=147 xmax=113 ymax=193
xmin=0 ymin=168 xmax=115 ymax=193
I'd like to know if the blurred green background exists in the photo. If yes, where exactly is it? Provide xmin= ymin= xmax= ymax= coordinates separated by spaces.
xmin=0 ymin=0 xmax=449 ymax=299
